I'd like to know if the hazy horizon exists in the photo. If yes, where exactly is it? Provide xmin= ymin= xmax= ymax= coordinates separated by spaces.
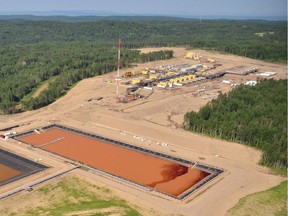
xmin=0 ymin=11 xmax=286 ymax=21
xmin=0 ymin=0 xmax=286 ymax=20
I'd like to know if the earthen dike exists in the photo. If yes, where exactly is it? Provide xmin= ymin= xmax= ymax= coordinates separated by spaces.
xmin=0 ymin=149 xmax=48 ymax=187
xmin=13 ymin=124 xmax=223 ymax=200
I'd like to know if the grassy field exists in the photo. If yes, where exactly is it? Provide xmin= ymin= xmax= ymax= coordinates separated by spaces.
xmin=226 ymin=181 xmax=287 ymax=216
xmin=0 ymin=175 xmax=141 ymax=216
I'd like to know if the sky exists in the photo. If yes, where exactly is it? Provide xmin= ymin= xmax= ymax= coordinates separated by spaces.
xmin=0 ymin=0 xmax=287 ymax=18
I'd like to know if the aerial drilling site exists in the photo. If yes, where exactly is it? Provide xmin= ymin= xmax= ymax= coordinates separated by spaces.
xmin=0 ymin=46 xmax=286 ymax=216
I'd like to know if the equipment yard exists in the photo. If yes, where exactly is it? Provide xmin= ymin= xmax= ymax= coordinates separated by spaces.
xmin=0 ymin=48 xmax=286 ymax=216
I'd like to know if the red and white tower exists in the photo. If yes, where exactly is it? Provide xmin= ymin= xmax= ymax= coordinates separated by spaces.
xmin=116 ymin=39 xmax=121 ymax=104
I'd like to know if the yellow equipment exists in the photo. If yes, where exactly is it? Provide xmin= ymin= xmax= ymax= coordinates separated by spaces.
xmin=188 ymin=74 xmax=196 ymax=79
xmin=141 ymin=70 xmax=149 ymax=75
xmin=183 ymin=76 xmax=190 ymax=81
xmin=132 ymin=78 xmax=142 ymax=85
xmin=185 ymin=52 xmax=196 ymax=59
xmin=124 ymin=71 xmax=132 ymax=78
xmin=166 ymin=71 xmax=178 ymax=76
xmin=149 ymin=75 xmax=158 ymax=80
xmin=133 ymin=71 xmax=141 ymax=76
xmin=169 ymin=79 xmax=176 ymax=83
xmin=207 ymin=58 xmax=216 ymax=63
xmin=173 ymin=78 xmax=181 ymax=83
xmin=157 ymin=81 xmax=168 ymax=88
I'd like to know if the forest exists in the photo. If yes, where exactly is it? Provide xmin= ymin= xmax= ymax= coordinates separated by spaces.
xmin=0 ymin=41 xmax=172 ymax=113
xmin=0 ymin=17 xmax=286 ymax=113
xmin=0 ymin=18 xmax=286 ymax=61
xmin=184 ymin=79 xmax=287 ymax=170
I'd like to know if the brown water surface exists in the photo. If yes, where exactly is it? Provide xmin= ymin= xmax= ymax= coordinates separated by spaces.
xmin=19 ymin=128 xmax=209 ymax=196
xmin=0 ymin=163 xmax=22 ymax=182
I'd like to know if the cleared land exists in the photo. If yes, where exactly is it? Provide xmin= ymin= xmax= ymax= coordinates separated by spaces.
xmin=32 ymin=82 xmax=49 ymax=98
xmin=0 ymin=47 xmax=286 ymax=216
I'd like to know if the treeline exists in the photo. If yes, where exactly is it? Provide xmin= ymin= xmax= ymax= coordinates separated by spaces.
xmin=0 ymin=41 xmax=173 ymax=113
xmin=184 ymin=79 xmax=287 ymax=169
xmin=138 ymin=50 xmax=173 ymax=62
xmin=0 ymin=19 xmax=286 ymax=62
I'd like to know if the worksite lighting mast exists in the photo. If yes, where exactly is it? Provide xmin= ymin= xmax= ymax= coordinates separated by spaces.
xmin=116 ymin=39 xmax=121 ymax=104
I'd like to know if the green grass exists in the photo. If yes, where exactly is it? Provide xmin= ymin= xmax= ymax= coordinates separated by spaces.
xmin=4 ymin=176 xmax=141 ymax=216
xmin=226 ymin=181 xmax=287 ymax=216
xmin=270 ymin=167 xmax=288 ymax=177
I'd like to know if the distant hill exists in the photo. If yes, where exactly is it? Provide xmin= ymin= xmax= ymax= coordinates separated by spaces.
xmin=0 ymin=15 xmax=192 ymax=22
xmin=0 ymin=13 xmax=286 ymax=21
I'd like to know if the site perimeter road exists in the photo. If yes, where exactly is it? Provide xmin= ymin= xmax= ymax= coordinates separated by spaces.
xmin=0 ymin=48 xmax=286 ymax=216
